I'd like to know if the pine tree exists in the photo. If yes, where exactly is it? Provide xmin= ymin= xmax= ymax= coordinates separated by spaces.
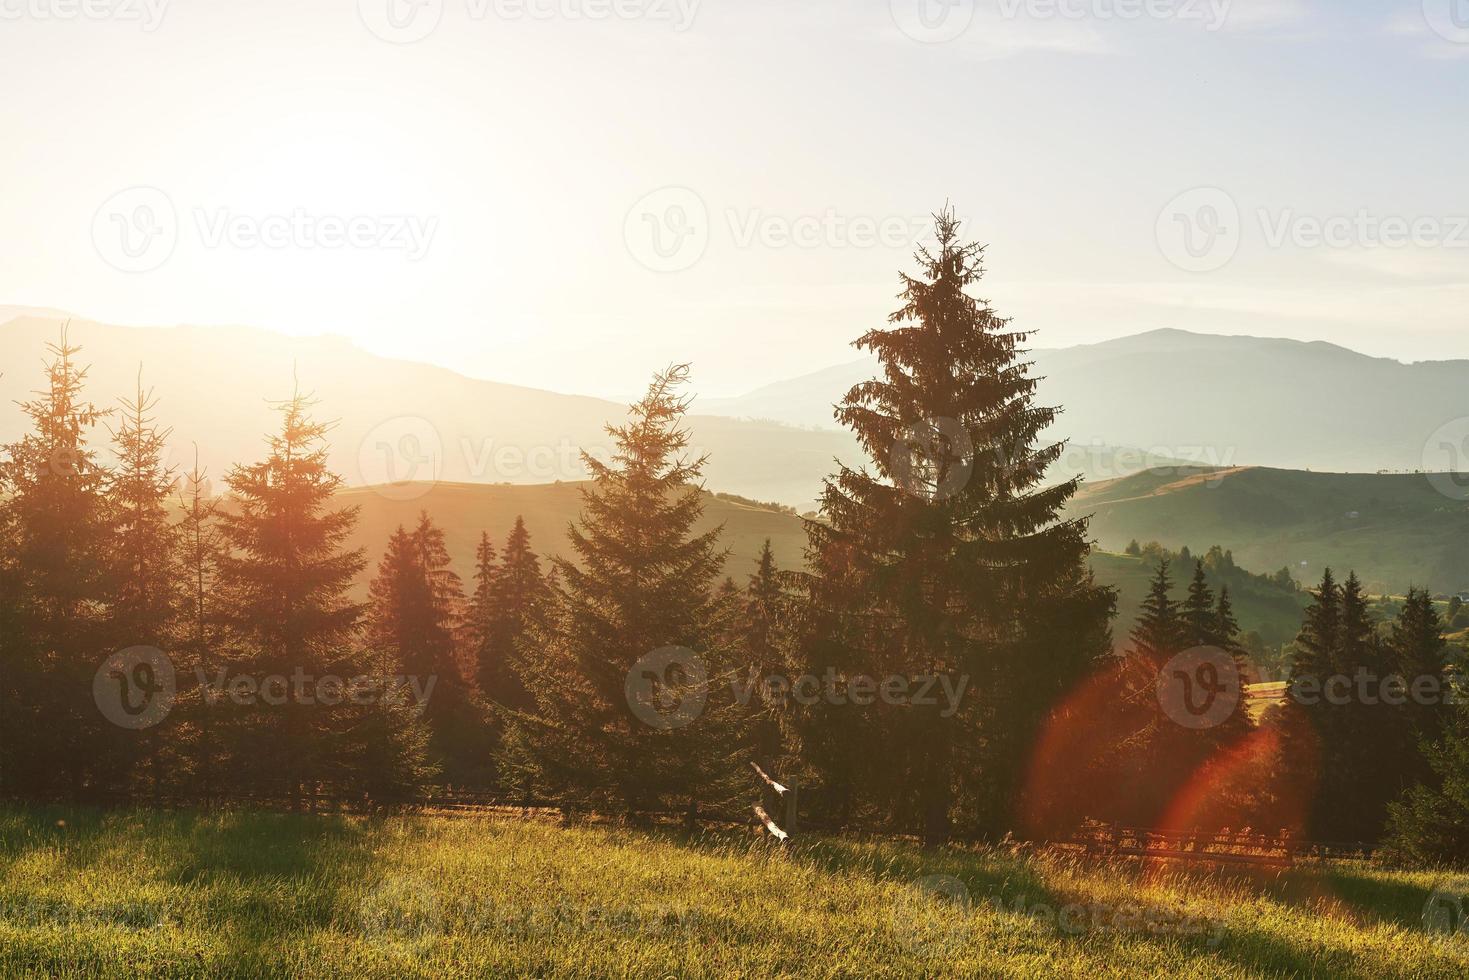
xmin=365 ymin=513 xmax=485 ymax=787
xmin=1180 ymin=561 xmax=1215 ymax=649
xmin=476 ymin=517 xmax=548 ymax=713
xmin=108 ymin=370 xmax=179 ymax=648
xmin=174 ymin=451 xmax=223 ymax=799
xmin=215 ymin=388 xmax=367 ymax=806
xmin=799 ymin=209 xmax=1113 ymax=843
xmin=1390 ymin=589 xmax=1449 ymax=773
xmin=0 ymin=330 xmax=115 ymax=799
xmin=106 ymin=370 xmax=181 ymax=801
xmin=1130 ymin=560 xmax=1181 ymax=661
xmin=1214 ymin=587 xmax=1241 ymax=652
xmin=737 ymin=541 xmax=789 ymax=767
xmin=467 ymin=531 xmax=500 ymax=695
xmin=1292 ymin=569 xmax=1340 ymax=683
xmin=1384 ymin=645 xmax=1469 ymax=867
xmin=508 ymin=365 xmax=739 ymax=817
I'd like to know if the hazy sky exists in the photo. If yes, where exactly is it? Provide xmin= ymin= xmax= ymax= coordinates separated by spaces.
xmin=3 ymin=0 xmax=1467 ymax=398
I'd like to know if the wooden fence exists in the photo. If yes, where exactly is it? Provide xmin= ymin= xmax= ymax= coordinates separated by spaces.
xmin=1070 ymin=820 xmax=1373 ymax=867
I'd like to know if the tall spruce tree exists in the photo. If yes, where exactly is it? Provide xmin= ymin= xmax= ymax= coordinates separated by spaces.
xmin=1130 ymin=560 xmax=1182 ymax=661
xmin=474 ymin=517 xmax=548 ymax=713
xmin=366 ymin=513 xmax=485 ymax=786
xmin=733 ymin=541 xmax=789 ymax=768
xmin=0 ymin=330 xmax=115 ymax=799
xmin=175 ymin=452 xmax=223 ymax=799
xmin=1385 ymin=643 xmax=1469 ymax=867
xmin=507 ymin=365 xmax=740 ymax=817
xmin=1388 ymin=589 xmax=1449 ymax=795
xmin=467 ymin=531 xmax=500 ymax=696
xmin=800 ymin=209 xmax=1113 ymax=843
xmin=106 ymin=370 xmax=181 ymax=800
xmin=215 ymin=389 xmax=366 ymax=805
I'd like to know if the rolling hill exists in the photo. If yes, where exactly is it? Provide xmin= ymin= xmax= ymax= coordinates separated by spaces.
xmin=339 ymin=480 xmax=1306 ymax=655
xmin=1062 ymin=465 xmax=1469 ymax=597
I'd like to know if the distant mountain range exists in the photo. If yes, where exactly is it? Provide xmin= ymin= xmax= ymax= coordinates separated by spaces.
xmin=0 ymin=312 xmax=857 ymax=507
xmin=701 ymin=328 xmax=1469 ymax=478
xmin=5 ymin=312 xmax=1468 ymax=510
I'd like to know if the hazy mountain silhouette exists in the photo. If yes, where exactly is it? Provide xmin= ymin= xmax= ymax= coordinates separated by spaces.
xmin=0 ymin=313 xmax=859 ymax=506
xmin=702 ymin=328 xmax=1469 ymax=476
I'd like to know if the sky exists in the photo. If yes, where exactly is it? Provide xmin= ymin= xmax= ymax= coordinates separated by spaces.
xmin=3 ymin=0 xmax=1467 ymax=399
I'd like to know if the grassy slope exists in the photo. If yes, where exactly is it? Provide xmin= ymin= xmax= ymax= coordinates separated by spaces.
xmin=1064 ymin=466 xmax=1469 ymax=596
xmin=2 ymin=806 xmax=1466 ymax=978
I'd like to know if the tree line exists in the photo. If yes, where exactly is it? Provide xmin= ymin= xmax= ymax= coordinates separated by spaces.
xmin=3 ymin=209 xmax=1469 ymax=861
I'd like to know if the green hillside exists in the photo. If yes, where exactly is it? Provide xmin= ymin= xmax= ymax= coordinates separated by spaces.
xmin=340 ymin=480 xmax=1305 ymax=654
xmin=1064 ymin=466 xmax=1469 ymax=597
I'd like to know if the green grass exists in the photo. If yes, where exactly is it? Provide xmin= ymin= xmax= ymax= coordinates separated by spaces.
xmin=3 ymin=806 xmax=1469 ymax=978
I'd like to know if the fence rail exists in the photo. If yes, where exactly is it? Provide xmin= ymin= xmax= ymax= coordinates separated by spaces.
xmin=1069 ymin=821 xmax=1373 ymax=866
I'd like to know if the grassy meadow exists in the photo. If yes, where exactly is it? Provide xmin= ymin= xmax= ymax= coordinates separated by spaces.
xmin=2 ymin=805 xmax=1468 ymax=978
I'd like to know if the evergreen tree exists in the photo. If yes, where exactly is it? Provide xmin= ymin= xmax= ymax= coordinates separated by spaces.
xmin=174 ymin=452 xmax=223 ymax=799
xmin=476 ymin=517 xmax=549 ymax=713
xmin=1384 ymin=646 xmax=1469 ymax=866
xmin=1180 ymin=561 xmax=1215 ymax=648
xmin=736 ymin=541 xmax=789 ymax=767
xmin=108 ymin=371 xmax=179 ymax=649
xmin=0 ymin=330 xmax=115 ymax=799
xmin=1292 ymin=569 xmax=1340 ymax=683
xmin=1130 ymin=560 xmax=1181 ymax=661
xmin=508 ymin=365 xmax=740 ymax=817
xmin=799 ymin=209 xmax=1113 ymax=843
xmin=1382 ymin=589 xmax=1449 ymax=821
xmin=106 ymin=370 xmax=181 ymax=800
xmin=366 ymin=513 xmax=485 ymax=786
xmin=467 ymin=531 xmax=500 ymax=695
xmin=215 ymin=388 xmax=368 ymax=806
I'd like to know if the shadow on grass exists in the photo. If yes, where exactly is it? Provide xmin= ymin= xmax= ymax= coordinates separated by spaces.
xmin=627 ymin=823 xmax=1404 ymax=976
xmin=0 ymin=802 xmax=382 ymax=975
